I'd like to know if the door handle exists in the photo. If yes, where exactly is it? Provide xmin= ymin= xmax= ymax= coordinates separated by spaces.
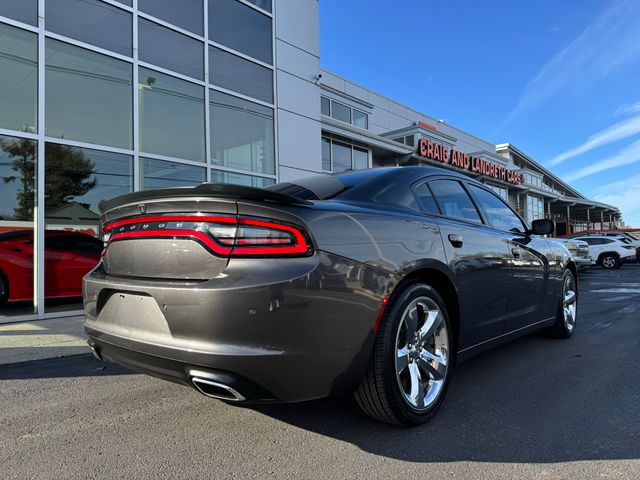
xmin=448 ymin=234 xmax=464 ymax=248
xmin=512 ymin=247 xmax=522 ymax=258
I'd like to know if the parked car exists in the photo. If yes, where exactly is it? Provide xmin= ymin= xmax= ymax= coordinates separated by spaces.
xmin=84 ymin=167 xmax=578 ymax=426
xmin=570 ymin=235 xmax=637 ymax=269
xmin=565 ymin=230 xmax=640 ymax=258
xmin=555 ymin=238 xmax=594 ymax=270
xmin=0 ymin=230 xmax=102 ymax=306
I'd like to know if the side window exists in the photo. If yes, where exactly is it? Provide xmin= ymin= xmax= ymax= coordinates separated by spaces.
xmin=429 ymin=179 xmax=482 ymax=224
xmin=601 ymin=238 xmax=613 ymax=244
xmin=468 ymin=185 xmax=526 ymax=233
xmin=413 ymin=183 xmax=440 ymax=215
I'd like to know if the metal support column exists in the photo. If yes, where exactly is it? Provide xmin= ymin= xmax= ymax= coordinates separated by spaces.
xmin=566 ymin=205 xmax=571 ymax=235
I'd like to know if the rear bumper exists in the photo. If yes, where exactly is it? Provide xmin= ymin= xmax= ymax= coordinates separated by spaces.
xmin=621 ymin=253 xmax=637 ymax=263
xmin=83 ymin=252 xmax=394 ymax=402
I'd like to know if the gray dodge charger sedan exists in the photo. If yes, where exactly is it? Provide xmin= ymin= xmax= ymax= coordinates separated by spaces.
xmin=83 ymin=166 xmax=578 ymax=426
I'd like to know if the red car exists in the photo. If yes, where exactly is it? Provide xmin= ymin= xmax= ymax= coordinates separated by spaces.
xmin=0 ymin=230 xmax=102 ymax=306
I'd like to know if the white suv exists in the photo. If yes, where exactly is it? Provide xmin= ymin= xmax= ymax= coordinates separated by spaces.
xmin=572 ymin=236 xmax=637 ymax=269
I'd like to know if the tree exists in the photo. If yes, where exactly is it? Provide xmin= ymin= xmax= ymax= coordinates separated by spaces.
xmin=43 ymin=143 xmax=96 ymax=211
xmin=1 ymin=136 xmax=35 ymax=221
xmin=1 ymin=138 xmax=97 ymax=220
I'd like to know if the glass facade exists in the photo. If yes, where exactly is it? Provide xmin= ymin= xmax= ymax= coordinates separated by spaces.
xmin=0 ymin=24 xmax=37 ymax=133
xmin=0 ymin=0 xmax=276 ymax=319
xmin=527 ymin=195 xmax=545 ymax=224
xmin=321 ymin=137 xmax=370 ymax=173
xmin=321 ymin=96 xmax=369 ymax=130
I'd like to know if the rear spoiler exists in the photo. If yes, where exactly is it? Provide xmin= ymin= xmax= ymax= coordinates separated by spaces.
xmin=98 ymin=183 xmax=312 ymax=214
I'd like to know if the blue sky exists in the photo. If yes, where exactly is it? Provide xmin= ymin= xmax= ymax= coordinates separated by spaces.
xmin=320 ymin=0 xmax=640 ymax=227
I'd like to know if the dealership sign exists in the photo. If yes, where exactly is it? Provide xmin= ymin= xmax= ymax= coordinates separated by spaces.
xmin=418 ymin=138 xmax=524 ymax=185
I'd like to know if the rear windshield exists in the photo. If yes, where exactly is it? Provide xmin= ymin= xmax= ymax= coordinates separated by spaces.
xmin=267 ymin=174 xmax=346 ymax=200
xmin=267 ymin=169 xmax=386 ymax=201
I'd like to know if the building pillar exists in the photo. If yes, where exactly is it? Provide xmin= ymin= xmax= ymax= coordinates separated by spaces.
xmin=566 ymin=205 xmax=571 ymax=235
xmin=609 ymin=212 xmax=613 ymax=229
xmin=587 ymin=208 xmax=591 ymax=230
xmin=601 ymin=211 xmax=604 ymax=231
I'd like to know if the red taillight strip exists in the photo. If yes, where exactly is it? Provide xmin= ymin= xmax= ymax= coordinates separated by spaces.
xmin=104 ymin=215 xmax=312 ymax=256
xmin=234 ymin=218 xmax=309 ymax=255
xmin=104 ymin=215 xmax=235 ymax=232
xmin=109 ymin=230 xmax=232 ymax=255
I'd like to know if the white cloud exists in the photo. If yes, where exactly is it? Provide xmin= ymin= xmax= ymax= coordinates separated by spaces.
xmin=548 ymin=114 xmax=640 ymax=166
xmin=498 ymin=0 xmax=640 ymax=129
xmin=593 ymin=174 xmax=640 ymax=227
xmin=563 ymin=138 xmax=640 ymax=182
xmin=614 ymin=100 xmax=640 ymax=117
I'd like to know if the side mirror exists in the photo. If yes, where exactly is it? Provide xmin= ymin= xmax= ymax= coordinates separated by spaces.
xmin=530 ymin=218 xmax=554 ymax=236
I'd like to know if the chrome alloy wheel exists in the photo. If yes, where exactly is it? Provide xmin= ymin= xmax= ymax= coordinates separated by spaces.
xmin=602 ymin=256 xmax=616 ymax=269
xmin=394 ymin=297 xmax=449 ymax=411
xmin=563 ymin=275 xmax=577 ymax=332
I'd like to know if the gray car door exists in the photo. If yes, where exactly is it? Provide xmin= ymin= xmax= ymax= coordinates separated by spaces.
xmin=466 ymin=184 xmax=553 ymax=332
xmin=423 ymin=179 xmax=512 ymax=350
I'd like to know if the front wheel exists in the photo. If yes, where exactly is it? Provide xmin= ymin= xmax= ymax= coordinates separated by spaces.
xmin=355 ymin=283 xmax=452 ymax=426
xmin=545 ymin=270 xmax=578 ymax=339
xmin=600 ymin=254 xmax=619 ymax=269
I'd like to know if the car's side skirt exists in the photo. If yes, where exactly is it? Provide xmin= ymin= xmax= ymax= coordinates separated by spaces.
xmin=456 ymin=316 xmax=555 ymax=364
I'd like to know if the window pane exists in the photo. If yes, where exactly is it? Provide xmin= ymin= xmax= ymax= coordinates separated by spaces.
xmin=44 ymin=143 xmax=132 ymax=312
xmin=405 ymin=135 xmax=415 ymax=147
xmin=353 ymin=147 xmax=368 ymax=170
xmin=139 ymin=67 xmax=205 ymax=161
xmin=46 ymin=39 xmax=132 ymax=149
xmin=244 ymin=0 xmax=272 ymax=13
xmin=332 ymin=101 xmax=350 ymax=123
xmin=209 ymin=47 xmax=273 ymax=103
xmin=321 ymin=97 xmax=330 ymax=116
xmin=353 ymin=109 xmax=368 ymax=129
xmin=210 ymin=90 xmax=274 ymax=174
xmin=46 ymin=0 xmax=132 ymax=56
xmin=414 ymin=184 xmax=439 ymax=215
xmin=332 ymin=141 xmax=351 ymax=172
xmin=429 ymin=179 xmax=481 ymax=223
xmin=211 ymin=169 xmax=274 ymax=188
xmin=469 ymin=185 xmax=525 ymax=233
xmin=0 ymin=1 xmax=37 ymax=26
xmin=139 ymin=0 xmax=203 ymax=35
xmin=322 ymin=138 xmax=331 ymax=172
xmin=114 ymin=0 xmax=132 ymax=6
xmin=0 ymin=135 xmax=36 ymax=316
xmin=0 ymin=24 xmax=37 ymax=133
xmin=139 ymin=18 xmax=203 ymax=80
xmin=141 ymin=158 xmax=205 ymax=189
xmin=209 ymin=0 xmax=272 ymax=64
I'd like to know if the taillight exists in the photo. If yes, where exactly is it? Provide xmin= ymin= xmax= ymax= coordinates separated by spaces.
xmin=102 ymin=215 xmax=313 ymax=257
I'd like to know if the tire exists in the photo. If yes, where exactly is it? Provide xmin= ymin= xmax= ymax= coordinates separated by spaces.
xmin=599 ymin=253 xmax=619 ymax=269
xmin=545 ymin=270 xmax=578 ymax=339
xmin=355 ymin=283 xmax=453 ymax=426
xmin=0 ymin=271 xmax=8 ymax=307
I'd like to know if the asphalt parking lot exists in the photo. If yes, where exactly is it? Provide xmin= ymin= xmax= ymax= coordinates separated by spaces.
xmin=2 ymin=264 xmax=639 ymax=479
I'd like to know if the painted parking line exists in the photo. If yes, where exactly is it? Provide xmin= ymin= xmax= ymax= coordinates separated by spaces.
xmin=588 ymin=288 xmax=640 ymax=293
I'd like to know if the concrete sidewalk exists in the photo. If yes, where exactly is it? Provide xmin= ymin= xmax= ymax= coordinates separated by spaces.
xmin=0 ymin=316 xmax=88 ymax=365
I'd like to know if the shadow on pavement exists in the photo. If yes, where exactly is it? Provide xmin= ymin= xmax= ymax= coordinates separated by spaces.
xmin=0 ymin=353 xmax=135 ymax=380
xmin=253 ymin=330 xmax=640 ymax=464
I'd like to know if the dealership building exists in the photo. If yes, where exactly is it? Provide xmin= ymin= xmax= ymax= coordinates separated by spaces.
xmin=0 ymin=0 xmax=621 ymax=322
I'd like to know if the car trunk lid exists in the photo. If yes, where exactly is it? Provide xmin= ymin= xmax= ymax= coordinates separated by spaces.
xmin=99 ymin=184 xmax=311 ymax=281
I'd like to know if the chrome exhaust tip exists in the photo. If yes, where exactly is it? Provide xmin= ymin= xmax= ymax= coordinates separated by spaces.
xmin=189 ymin=370 xmax=246 ymax=402
xmin=87 ymin=343 xmax=103 ymax=361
